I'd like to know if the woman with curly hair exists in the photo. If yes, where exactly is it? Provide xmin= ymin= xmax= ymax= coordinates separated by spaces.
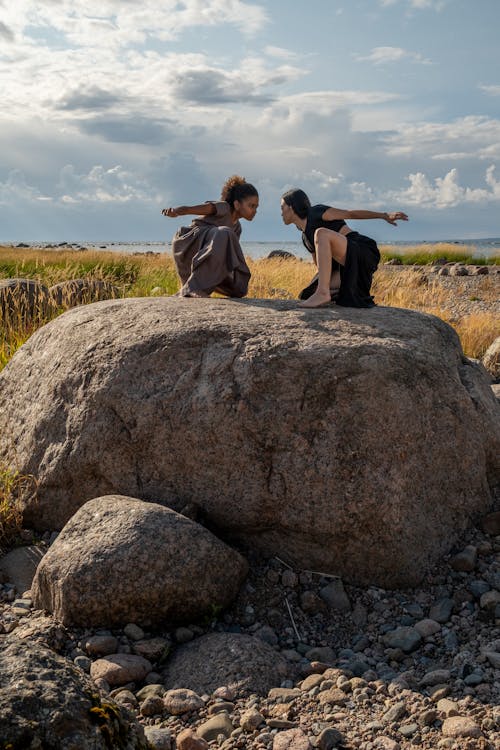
xmin=162 ymin=175 xmax=258 ymax=298
xmin=280 ymin=188 xmax=408 ymax=308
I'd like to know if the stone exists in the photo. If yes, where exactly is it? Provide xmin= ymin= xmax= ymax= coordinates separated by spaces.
xmin=133 ymin=637 xmax=170 ymax=662
xmin=196 ymin=711 xmax=234 ymax=741
xmin=0 ymin=545 xmax=45 ymax=595
xmin=382 ymin=626 xmax=422 ymax=653
xmin=176 ymin=728 xmax=209 ymax=750
xmin=84 ymin=635 xmax=119 ymax=656
xmin=139 ymin=695 xmax=164 ymax=716
xmin=124 ymin=623 xmax=145 ymax=641
xmin=314 ymin=727 xmax=344 ymax=749
xmin=482 ymin=510 xmax=500 ymax=536
xmin=484 ymin=651 xmax=500 ymax=669
xmin=437 ymin=699 xmax=459 ymax=717
xmin=319 ymin=579 xmax=351 ymax=612
xmin=49 ymin=278 xmax=120 ymax=307
xmin=419 ymin=669 xmax=451 ymax=686
xmin=1 ymin=299 xmax=499 ymax=588
xmin=240 ymin=708 xmax=265 ymax=731
xmin=318 ymin=688 xmax=348 ymax=706
xmin=144 ymin=727 xmax=174 ymax=750
xmin=414 ymin=618 xmax=441 ymax=638
xmin=300 ymin=673 xmax=325 ymax=691
xmin=89 ymin=653 xmax=152 ymax=686
xmin=0 ymin=638 xmax=147 ymax=749
xmin=450 ymin=545 xmax=477 ymax=571
xmin=373 ymin=739 xmax=400 ymax=750
xmin=482 ymin=336 xmax=500 ymax=379
xmin=382 ymin=701 xmax=407 ymax=723
xmin=441 ymin=716 xmax=482 ymax=738
xmin=429 ymin=598 xmax=454 ymax=623
xmin=163 ymin=688 xmax=204 ymax=714
xmin=273 ymin=728 xmax=312 ymax=749
xmin=163 ymin=632 xmax=287 ymax=696
xmin=31 ymin=495 xmax=248 ymax=628
xmin=480 ymin=589 xmax=500 ymax=611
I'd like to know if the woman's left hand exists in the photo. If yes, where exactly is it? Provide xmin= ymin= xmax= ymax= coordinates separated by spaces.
xmin=385 ymin=212 xmax=409 ymax=225
xmin=162 ymin=207 xmax=182 ymax=217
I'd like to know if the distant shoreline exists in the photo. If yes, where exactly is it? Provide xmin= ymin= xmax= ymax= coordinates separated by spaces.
xmin=2 ymin=238 xmax=500 ymax=260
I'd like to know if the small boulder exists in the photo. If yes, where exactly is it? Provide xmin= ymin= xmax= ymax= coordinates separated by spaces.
xmin=49 ymin=278 xmax=120 ymax=307
xmin=163 ymin=632 xmax=288 ymax=696
xmin=482 ymin=337 xmax=500 ymax=380
xmin=32 ymin=495 xmax=248 ymax=628
xmin=0 ymin=278 xmax=50 ymax=320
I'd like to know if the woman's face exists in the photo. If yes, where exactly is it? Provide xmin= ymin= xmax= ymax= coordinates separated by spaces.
xmin=235 ymin=196 xmax=259 ymax=221
xmin=280 ymin=199 xmax=295 ymax=225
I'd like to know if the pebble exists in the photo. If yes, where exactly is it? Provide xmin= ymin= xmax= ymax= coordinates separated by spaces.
xmin=163 ymin=688 xmax=204 ymax=715
xmin=382 ymin=626 xmax=422 ymax=653
xmin=272 ymin=728 xmax=312 ymax=749
xmin=175 ymin=728 xmax=209 ymax=750
xmin=428 ymin=598 xmax=454 ymax=623
xmin=123 ymin=623 xmax=145 ymax=641
xmin=197 ymin=711 xmax=234 ymax=741
xmin=145 ymin=726 xmax=175 ymax=750
xmin=441 ymin=716 xmax=482 ymax=738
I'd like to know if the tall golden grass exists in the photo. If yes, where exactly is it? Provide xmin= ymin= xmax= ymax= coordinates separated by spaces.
xmin=0 ymin=465 xmax=35 ymax=552
xmin=0 ymin=245 xmax=498 ymax=365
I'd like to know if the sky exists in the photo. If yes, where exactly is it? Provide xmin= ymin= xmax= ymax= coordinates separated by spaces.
xmin=1 ymin=0 xmax=500 ymax=242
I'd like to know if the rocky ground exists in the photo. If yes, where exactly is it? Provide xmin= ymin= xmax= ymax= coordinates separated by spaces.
xmin=1 ymin=507 xmax=499 ymax=750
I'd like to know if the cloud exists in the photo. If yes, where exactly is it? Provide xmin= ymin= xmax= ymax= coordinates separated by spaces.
xmin=480 ymin=84 xmax=500 ymax=97
xmin=382 ymin=115 xmax=500 ymax=161
xmin=169 ymin=60 xmax=304 ymax=106
xmin=380 ymin=0 xmax=447 ymax=8
xmin=55 ymin=86 xmax=124 ymax=112
xmin=355 ymin=46 xmax=431 ymax=65
xmin=77 ymin=116 xmax=174 ymax=146
xmin=0 ymin=21 xmax=14 ymax=41
xmin=386 ymin=165 xmax=500 ymax=208
xmin=3 ymin=1 xmax=269 ymax=50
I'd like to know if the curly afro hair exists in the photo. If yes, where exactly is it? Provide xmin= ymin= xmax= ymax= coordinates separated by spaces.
xmin=221 ymin=175 xmax=258 ymax=208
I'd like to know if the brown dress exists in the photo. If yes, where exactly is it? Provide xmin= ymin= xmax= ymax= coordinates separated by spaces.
xmin=171 ymin=201 xmax=251 ymax=297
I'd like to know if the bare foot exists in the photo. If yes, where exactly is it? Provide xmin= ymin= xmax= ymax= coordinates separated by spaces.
xmin=298 ymin=290 xmax=332 ymax=308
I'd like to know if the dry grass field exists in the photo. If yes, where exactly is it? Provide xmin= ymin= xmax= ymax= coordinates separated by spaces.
xmin=0 ymin=244 xmax=498 ymax=370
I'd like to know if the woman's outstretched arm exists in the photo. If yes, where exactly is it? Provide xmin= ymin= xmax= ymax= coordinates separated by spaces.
xmin=322 ymin=207 xmax=408 ymax=225
xmin=162 ymin=203 xmax=217 ymax=218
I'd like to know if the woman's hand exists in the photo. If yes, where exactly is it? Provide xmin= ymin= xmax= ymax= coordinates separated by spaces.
xmin=162 ymin=207 xmax=184 ymax=217
xmin=384 ymin=211 xmax=409 ymax=225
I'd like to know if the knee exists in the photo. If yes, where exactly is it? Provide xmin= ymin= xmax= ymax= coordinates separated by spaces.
xmin=314 ymin=227 xmax=329 ymax=245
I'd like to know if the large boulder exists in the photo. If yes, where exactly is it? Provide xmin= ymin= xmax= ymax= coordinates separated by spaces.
xmin=0 ymin=298 xmax=499 ymax=587
xmin=0 ymin=637 xmax=148 ymax=749
xmin=32 ymin=495 xmax=248 ymax=627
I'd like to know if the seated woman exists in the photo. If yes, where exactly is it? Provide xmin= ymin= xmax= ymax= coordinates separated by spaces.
xmin=280 ymin=188 xmax=408 ymax=308
xmin=162 ymin=175 xmax=258 ymax=298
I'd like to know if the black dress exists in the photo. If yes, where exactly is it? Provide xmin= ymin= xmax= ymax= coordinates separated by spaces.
xmin=300 ymin=204 xmax=380 ymax=308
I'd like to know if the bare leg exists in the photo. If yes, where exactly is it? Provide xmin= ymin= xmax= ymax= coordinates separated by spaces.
xmin=299 ymin=228 xmax=347 ymax=308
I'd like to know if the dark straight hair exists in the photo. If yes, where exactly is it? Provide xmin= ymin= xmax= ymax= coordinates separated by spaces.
xmin=281 ymin=188 xmax=311 ymax=219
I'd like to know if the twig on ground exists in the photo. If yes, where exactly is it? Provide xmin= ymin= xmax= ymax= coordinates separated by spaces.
xmin=284 ymin=595 xmax=301 ymax=641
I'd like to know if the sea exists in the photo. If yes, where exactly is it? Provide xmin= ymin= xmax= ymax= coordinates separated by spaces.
xmin=4 ymin=238 xmax=500 ymax=260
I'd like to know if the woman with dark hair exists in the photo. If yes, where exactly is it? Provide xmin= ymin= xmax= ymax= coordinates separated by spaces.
xmin=162 ymin=175 xmax=258 ymax=298
xmin=281 ymin=188 xmax=408 ymax=308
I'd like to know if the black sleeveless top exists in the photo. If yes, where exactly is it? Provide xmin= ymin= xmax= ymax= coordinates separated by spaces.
xmin=302 ymin=204 xmax=346 ymax=254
